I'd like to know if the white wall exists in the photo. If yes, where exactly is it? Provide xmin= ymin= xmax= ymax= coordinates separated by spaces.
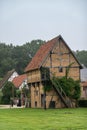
xmin=8 ymin=71 xmax=19 ymax=82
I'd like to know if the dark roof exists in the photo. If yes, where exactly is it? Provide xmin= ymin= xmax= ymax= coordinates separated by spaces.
xmin=0 ymin=69 xmax=15 ymax=89
xmin=25 ymin=35 xmax=82 ymax=72
xmin=12 ymin=74 xmax=27 ymax=88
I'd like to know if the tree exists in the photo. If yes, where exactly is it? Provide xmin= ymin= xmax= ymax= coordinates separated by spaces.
xmin=16 ymin=89 xmax=21 ymax=98
xmin=75 ymin=50 xmax=87 ymax=67
xmin=0 ymin=90 xmax=3 ymax=104
xmin=0 ymin=40 xmax=44 ymax=77
xmin=1 ymin=81 xmax=16 ymax=104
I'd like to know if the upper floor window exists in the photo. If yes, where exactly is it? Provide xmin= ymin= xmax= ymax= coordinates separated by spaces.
xmin=59 ymin=66 xmax=63 ymax=72
xmin=37 ymin=82 xmax=40 ymax=87
xmin=32 ymin=83 xmax=35 ymax=87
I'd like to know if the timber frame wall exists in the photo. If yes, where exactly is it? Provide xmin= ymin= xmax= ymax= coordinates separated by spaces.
xmin=26 ymin=38 xmax=81 ymax=108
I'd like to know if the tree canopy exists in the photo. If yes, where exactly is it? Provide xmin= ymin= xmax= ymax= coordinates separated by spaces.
xmin=75 ymin=50 xmax=87 ymax=67
xmin=1 ymin=81 xmax=16 ymax=104
xmin=0 ymin=40 xmax=44 ymax=77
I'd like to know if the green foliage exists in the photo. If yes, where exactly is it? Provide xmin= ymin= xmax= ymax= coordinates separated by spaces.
xmin=0 ymin=90 xmax=3 ymax=104
xmin=74 ymin=50 xmax=87 ymax=67
xmin=43 ymin=80 xmax=52 ymax=92
xmin=1 ymin=81 xmax=16 ymax=104
xmin=72 ymin=80 xmax=81 ymax=99
xmin=0 ymin=40 xmax=44 ymax=77
xmin=16 ymin=89 xmax=21 ymax=98
xmin=65 ymin=62 xmax=74 ymax=79
xmin=22 ymin=86 xmax=29 ymax=97
xmin=0 ymin=78 xmax=2 ymax=81
xmin=52 ymin=76 xmax=81 ymax=100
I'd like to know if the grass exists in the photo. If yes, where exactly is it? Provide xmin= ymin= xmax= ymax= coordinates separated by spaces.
xmin=0 ymin=108 xmax=87 ymax=130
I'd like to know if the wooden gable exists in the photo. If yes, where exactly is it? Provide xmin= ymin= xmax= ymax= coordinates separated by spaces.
xmin=41 ymin=37 xmax=82 ymax=80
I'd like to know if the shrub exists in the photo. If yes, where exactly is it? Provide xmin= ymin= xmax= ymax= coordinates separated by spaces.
xmin=43 ymin=80 xmax=52 ymax=92
xmin=1 ymin=81 xmax=16 ymax=104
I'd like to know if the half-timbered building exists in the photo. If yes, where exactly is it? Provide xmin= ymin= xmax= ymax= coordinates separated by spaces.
xmin=25 ymin=35 xmax=82 ymax=108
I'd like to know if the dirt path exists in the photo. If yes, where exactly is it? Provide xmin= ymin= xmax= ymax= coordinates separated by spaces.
xmin=0 ymin=105 xmax=10 ymax=109
xmin=0 ymin=105 xmax=24 ymax=109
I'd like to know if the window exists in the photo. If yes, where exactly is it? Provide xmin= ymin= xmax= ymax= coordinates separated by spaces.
xmin=59 ymin=66 xmax=63 ymax=72
xmin=49 ymin=101 xmax=55 ymax=108
xmin=32 ymin=83 xmax=35 ymax=87
xmin=83 ymin=87 xmax=87 ymax=91
xmin=41 ymin=67 xmax=50 ymax=80
xmin=35 ymin=101 xmax=37 ymax=107
xmin=37 ymin=82 xmax=40 ymax=87
xmin=28 ymin=83 xmax=31 ymax=87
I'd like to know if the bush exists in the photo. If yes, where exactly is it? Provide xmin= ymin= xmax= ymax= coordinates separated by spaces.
xmin=0 ymin=96 xmax=10 ymax=104
xmin=78 ymin=100 xmax=87 ymax=107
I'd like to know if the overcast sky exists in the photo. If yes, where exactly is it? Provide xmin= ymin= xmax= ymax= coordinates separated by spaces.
xmin=0 ymin=0 xmax=87 ymax=50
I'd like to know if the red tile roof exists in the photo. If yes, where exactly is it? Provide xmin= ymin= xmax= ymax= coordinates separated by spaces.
xmin=25 ymin=36 xmax=60 ymax=72
xmin=12 ymin=74 xmax=27 ymax=88
xmin=25 ymin=35 xmax=82 ymax=72
xmin=81 ymin=81 xmax=87 ymax=87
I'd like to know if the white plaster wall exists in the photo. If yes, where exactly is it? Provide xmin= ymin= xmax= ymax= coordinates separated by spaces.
xmin=8 ymin=71 xmax=19 ymax=82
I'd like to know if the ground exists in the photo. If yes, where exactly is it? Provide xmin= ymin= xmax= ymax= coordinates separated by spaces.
xmin=0 ymin=108 xmax=87 ymax=130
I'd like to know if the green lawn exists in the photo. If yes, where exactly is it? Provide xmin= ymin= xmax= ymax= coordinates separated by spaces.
xmin=0 ymin=108 xmax=87 ymax=130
